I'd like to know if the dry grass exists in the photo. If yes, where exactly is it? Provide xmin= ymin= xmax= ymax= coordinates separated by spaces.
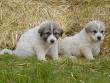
xmin=0 ymin=0 xmax=110 ymax=55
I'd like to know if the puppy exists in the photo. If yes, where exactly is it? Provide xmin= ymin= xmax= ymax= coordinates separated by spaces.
xmin=0 ymin=21 xmax=63 ymax=61
xmin=59 ymin=21 xmax=106 ymax=60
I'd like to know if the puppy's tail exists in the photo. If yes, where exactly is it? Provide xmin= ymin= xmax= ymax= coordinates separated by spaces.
xmin=0 ymin=48 xmax=15 ymax=55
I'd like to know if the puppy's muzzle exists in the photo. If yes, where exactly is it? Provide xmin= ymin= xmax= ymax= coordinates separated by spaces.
xmin=97 ymin=36 xmax=101 ymax=41
xmin=50 ymin=39 xmax=55 ymax=44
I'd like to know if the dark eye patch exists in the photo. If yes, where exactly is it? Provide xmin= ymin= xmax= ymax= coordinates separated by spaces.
xmin=100 ymin=30 xmax=104 ymax=33
xmin=54 ymin=32 xmax=59 ymax=35
xmin=42 ymin=31 xmax=51 ymax=40
xmin=44 ymin=32 xmax=51 ymax=35
xmin=53 ymin=31 xmax=60 ymax=39
xmin=92 ymin=30 xmax=97 ymax=34
xmin=40 ymin=30 xmax=51 ymax=42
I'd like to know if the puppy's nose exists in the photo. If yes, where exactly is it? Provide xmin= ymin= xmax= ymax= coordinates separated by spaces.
xmin=97 ymin=36 xmax=101 ymax=40
xmin=50 ymin=39 xmax=55 ymax=43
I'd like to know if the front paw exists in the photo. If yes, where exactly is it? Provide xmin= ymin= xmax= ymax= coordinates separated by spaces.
xmin=37 ymin=56 xmax=46 ymax=61
xmin=87 ymin=57 xmax=95 ymax=61
xmin=52 ymin=55 xmax=59 ymax=61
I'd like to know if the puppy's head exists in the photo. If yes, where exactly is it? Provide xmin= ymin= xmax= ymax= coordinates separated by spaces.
xmin=38 ymin=21 xmax=63 ymax=44
xmin=85 ymin=21 xmax=106 ymax=42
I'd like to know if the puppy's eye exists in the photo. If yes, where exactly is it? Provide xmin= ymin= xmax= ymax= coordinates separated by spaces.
xmin=45 ymin=32 xmax=51 ymax=35
xmin=101 ymin=31 xmax=104 ymax=33
xmin=54 ymin=32 xmax=59 ymax=35
xmin=93 ymin=30 xmax=97 ymax=34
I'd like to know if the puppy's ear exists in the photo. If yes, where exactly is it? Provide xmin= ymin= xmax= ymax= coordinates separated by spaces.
xmin=59 ymin=28 xmax=64 ymax=37
xmin=38 ymin=27 xmax=44 ymax=36
xmin=85 ymin=26 xmax=90 ymax=33
xmin=85 ymin=24 xmax=92 ymax=33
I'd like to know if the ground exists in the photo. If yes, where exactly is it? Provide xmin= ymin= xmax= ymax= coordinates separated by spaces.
xmin=0 ymin=0 xmax=110 ymax=83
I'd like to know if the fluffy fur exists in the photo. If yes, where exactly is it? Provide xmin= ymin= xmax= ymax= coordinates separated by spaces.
xmin=59 ymin=20 xmax=106 ymax=60
xmin=0 ymin=21 xmax=63 ymax=61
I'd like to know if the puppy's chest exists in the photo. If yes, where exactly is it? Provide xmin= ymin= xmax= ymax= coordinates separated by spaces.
xmin=31 ymin=38 xmax=49 ymax=48
xmin=91 ymin=44 xmax=100 ymax=56
xmin=35 ymin=42 xmax=52 ymax=53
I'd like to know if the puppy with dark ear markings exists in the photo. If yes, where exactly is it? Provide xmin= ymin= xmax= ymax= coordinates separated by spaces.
xmin=0 ymin=21 xmax=63 ymax=61
xmin=59 ymin=20 xmax=106 ymax=60
xmin=38 ymin=21 xmax=63 ymax=44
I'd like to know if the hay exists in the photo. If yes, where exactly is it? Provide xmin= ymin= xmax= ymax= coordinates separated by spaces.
xmin=0 ymin=0 xmax=110 ymax=55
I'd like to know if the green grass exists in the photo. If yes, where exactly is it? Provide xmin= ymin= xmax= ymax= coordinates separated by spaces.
xmin=0 ymin=55 xmax=110 ymax=83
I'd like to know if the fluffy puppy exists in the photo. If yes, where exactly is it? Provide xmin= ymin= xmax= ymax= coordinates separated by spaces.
xmin=0 ymin=21 xmax=63 ymax=61
xmin=59 ymin=21 xmax=106 ymax=60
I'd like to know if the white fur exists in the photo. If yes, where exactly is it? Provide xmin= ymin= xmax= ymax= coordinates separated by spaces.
xmin=0 ymin=21 xmax=59 ymax=61
xmin=59 ymin=21 xmax=106 ymax=60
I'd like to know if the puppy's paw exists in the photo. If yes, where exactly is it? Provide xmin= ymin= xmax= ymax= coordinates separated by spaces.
xmin=42 ymin=59 xmax=47 ymax=62
xmin=87 ymin=57 xmax=95 ymax=61
xmin=69 ymin=56 xmax=78 ymax=62
xmin=53 ymin=56 xmax=59 ymax=61
xmin=0 ymin=49 xmax=10 ymax=55
xmin=37 ymin=56 xmax=46 ymax=61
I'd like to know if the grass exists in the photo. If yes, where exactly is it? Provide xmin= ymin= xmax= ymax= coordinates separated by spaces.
xmin=0 ymin=55 xmax=110 ymax=83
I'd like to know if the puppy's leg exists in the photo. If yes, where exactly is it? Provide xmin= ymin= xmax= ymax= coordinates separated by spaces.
xmin=0 ymin=49 xmax=14 ymax=55
xmin=93 ymin=47 xmax=100 ymax=56
xmin=64 ymin=51 xmax=78 ymax=61
xmin=59 ymin=47 xmax=77 ymax=60
xmin=50 ymin=44 xmax=59 ymax=60
xmin=35 ymin=48 xmax=46 ymax=61
xmin=81 ymin=48 xmax=94 ymax=60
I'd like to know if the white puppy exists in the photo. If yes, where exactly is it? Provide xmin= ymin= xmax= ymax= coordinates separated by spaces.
xmin=0 ymin=21 xmax=63 ymax=61
xmin=59 ymin=21 xmax=106 ymax=60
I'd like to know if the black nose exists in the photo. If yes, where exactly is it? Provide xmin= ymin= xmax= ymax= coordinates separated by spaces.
xmin=50 ymin=40 xmax=55 ymax=43
xmin=97 ymin=36 xmax=101 ymax=40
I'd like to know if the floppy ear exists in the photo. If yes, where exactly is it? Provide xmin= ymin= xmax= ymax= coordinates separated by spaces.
xmin=38 ymin=27 xmax=44 ymax=36
xmin=59 ymin=28 xmax=64 ymax=37
xmin=85 ymin=26 xmax=90 ymax=33
xmin=85 ymin=24 xmax=92 ymax=33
